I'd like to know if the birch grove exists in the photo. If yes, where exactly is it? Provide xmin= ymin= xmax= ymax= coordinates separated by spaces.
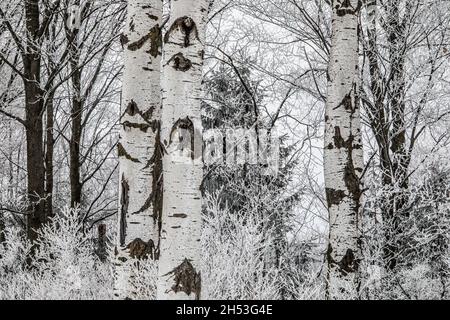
xmin=114 ymin=0 xmax=163 ymax=299
xmin=0 ymin=0 xmax=449 ymax=301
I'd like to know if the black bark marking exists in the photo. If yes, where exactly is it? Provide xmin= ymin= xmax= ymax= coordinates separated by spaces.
xmin=327 ymin=244 xmax=359 ymax=276
xmin=131 ymin=121 xmax=163 ymax=258
xmin=137 ymin=122 xmax=164 ymax=221
xmin=125 ymin=100 xmax=138 ymax=116
xmin=147 ymin=25 xmax=162 ymax=58
xmin=168 ymin=52 xmax=192 ymax=72
xmin=95 ymin=224 xmax=108 ymax=262
xmin=127 ymin=25 xmax=162 ymax=58
xmin=169 ymin=117 xmax=195 ymax=160
xmin=333 ymin=91 xmax=354 ymax=111
xmin=122 ymin=120 xmax=151 ymax=132
xmin=333 ymin=126 xmax=347 ymax=148
xmin=171 ymin=213 xmax=187 ymax=218
xmin=119 ymin=176 xmax=129 ymax=246
xmin=143 ymin=107 xmax=155 ymax=122
xmin=147 ymin=14 xmax=158 ymax=21
xmin=127 ymin=238 xmax=157 ymax=260
xmin=163 ymin=258 xmax=201 ymax=299
xmin=151 ymin=121 xmax=164 ymax=245
xmin=124 ymin=100 xmax=155 ymax=122
xmin=120 ymin=34 xmax=129 ymax=49
xmin=118 ymin=143 xmax=140 ymax=163
xmin=164 ymin=16 xmax=200 ymax=47
xmin=325 ymin=188 xmax=346 ymax=208
xmin=335 ymin=0 xmax=362 ymax=17
xmin=327 ymin=132 xmax=362 ymax=208
xmin=344 ymin=160 xmax=361 ymax=202
xmin=198 ymin=49 xmax=205 ymax=60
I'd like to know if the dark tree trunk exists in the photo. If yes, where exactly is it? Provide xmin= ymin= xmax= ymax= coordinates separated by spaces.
xmin=45 ymin=94 xmax=54 ymax=219
xmin=23 ymin=0 xmax=47 ymax=242
xmin=96 ymin=224 xmax=108 ymax=262
xmin=66 ymin=11 xmax=83 ymax=209
xmin=383 ymin=0 xmax=410 ymax=271
xmin=25 ymin=85 xmax=46 ymax=242
xmin=0 ymin=216 xmax=5 ymax=246
xmin=365 ymin=0 xmax=412 ymax=271
xmin=69 ymin=61 xmax=83 ymax=209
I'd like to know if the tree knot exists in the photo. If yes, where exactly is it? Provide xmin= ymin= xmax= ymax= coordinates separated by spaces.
xmin=168 ymin=52 xmax=193 ymax=71
xmin=164 ymin=16 xmax=200 ymax=47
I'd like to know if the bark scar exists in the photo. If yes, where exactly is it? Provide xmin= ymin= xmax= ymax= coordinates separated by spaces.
xmin=335 ymin=0 xmax=362 ymax=17
xmin=119 ymin=175 xmax=129 ymax=246
xmin=164 ymin=16 xmax=200 ymax=47
xmin=123 ymin=100 xmax=155 ymax=123
xmin=127 ymin=238 xmax=158 ymax=260
xmin=127 ymin=25 xmax=162 ymax=57
xmin=167 ymin=52 xmax=193 ymax=71
xmin=163 ymin=258 xmax=201 ymax=299
xmin=169 ymin=117 xmax=195 ymax=160
xmin=327 ymin=244 xmax=360 ymax=275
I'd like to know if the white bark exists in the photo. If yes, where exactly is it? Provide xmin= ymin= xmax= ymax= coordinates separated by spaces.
xmin=324 ymin=0 xmax=364 ymax=299
xmin=114 ymin=0 xmax=163 ymax=300
xmin=156 ymin=0 xmax=208 ymax=300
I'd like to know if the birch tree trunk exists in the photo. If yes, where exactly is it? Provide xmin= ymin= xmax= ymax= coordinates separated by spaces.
xmin=156 ymin=0 xmax=208 ymax=300
xmin=114 ymin=0 xmax=163 ymax=300
xmin=324 ymin=0 xmax=363 ymax=299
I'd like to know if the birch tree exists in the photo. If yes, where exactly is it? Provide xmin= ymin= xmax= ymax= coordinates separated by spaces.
xmin=156 ymin=0 xmax=208 ymax=300
xmin=324 ymin=0 xmax=364 ymax=299
xmin=114 ymin=0 xmax=163 ymax=299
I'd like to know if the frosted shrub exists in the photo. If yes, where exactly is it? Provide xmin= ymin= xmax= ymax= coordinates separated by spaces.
xmin=361 ymin=166 xmax=450 ymax=300
xmin=0 ymin=207 xmax=113 ymax=300
xmin=278 ymin=241 xmax=325 ymax=300
xmin=202 ymin=193 xmax=281 ymax=300
xmin=128 ymin=258 xmax=158 ymax=300
xmin=0 ymin=228 xmax=33 ymax=300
